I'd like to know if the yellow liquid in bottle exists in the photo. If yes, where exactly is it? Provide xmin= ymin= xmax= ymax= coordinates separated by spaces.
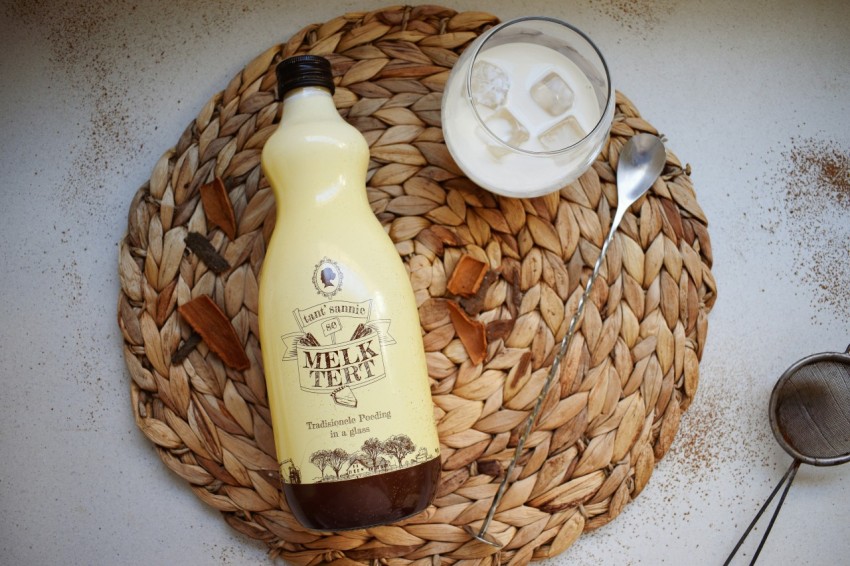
xmin=259 ymin=80 xmax=440 ymax=531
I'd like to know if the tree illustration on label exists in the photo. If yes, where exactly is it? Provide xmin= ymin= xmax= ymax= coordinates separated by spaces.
xmin=361 ymin=437 xmax=382 ymax=470
xmin=381 ymin=434 xmax=415 ymax=467
xmin=309 ymin=450 xmax=330 ymax=479
xmin=326 ymin=447 xmax=349 ymax=478
xmin=306 ymin=434 xmax=419 ymax=482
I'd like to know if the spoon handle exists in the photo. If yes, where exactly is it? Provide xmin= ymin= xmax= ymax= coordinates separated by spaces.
xmin=470 ymin=211 xmax=625 ymax=544
xmin=558 ymin=210 xmax=623 ymax=364
xmin=723 ymin=459 xmax=801 ymax=566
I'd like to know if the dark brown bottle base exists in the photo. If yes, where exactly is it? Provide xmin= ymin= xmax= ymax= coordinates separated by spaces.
xmin=283 ymin=456 xmax=441 ymax=531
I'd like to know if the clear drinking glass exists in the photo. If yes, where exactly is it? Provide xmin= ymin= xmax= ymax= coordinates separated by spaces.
xmin=441 ymin=16 xmax=614 ymax=198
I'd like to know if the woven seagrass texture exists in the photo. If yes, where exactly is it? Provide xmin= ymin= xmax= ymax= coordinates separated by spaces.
xmin=117 ymin=5 xmax=717 ymax=564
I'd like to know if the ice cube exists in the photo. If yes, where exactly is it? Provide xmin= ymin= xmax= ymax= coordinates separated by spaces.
xmin=531 ymin=72 xmax=575 ymax=116
xmin=476 ymin=126 xmax=511 ymax=158
xmin=470 ymin=60 xmax=510 ymax=109
xmin=539 ymin=115 xmax=586 ymax=150
xmin=478 ymin=108 xmax=529 ymax=158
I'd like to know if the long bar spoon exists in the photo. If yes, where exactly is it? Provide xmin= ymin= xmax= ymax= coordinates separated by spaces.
xmin=466 ymin=133 xmax=668 ymax=547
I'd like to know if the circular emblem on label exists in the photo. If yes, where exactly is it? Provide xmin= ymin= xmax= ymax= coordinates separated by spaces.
xmin=312 ymin=257 xmax=343 ymax=299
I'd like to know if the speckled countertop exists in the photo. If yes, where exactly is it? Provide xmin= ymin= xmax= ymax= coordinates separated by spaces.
xmin=1 ymin=1 xmax=848 ymax=564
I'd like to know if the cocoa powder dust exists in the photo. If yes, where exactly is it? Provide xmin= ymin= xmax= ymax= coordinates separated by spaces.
xmin=589 ymin=0 xmax=678 ymax=34
xmin=773 ymin=137 xmax=850 ymax=319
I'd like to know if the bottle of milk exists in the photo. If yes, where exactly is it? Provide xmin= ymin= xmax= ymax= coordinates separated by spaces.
xmin=258 ymin=55 xmax=441 ymax=531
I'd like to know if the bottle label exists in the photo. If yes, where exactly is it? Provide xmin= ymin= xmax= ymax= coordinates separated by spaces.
xmin=271 ymin=257 xmax=441 ymax=486
xmin=283 ymin=299 xmax=390 ymax=401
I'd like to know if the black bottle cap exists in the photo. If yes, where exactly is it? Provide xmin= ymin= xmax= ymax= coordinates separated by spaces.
xmin=275 ymin=55 xmax=335 ymax=99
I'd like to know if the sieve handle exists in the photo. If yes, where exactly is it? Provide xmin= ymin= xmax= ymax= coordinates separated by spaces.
xmin=723 ymin=459 xmax=800 ymax=566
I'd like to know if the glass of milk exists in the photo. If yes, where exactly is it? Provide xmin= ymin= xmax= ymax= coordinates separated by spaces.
xmin=442 ymin=17 xmax=614 ymax=198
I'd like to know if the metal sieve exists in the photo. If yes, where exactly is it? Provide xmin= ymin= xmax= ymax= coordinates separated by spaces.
xmin=724 ymin=344 xmax=850 ymax=565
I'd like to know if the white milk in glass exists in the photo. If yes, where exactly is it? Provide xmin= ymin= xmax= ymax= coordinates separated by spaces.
xmin=443 ymin=41 xmax=610 ymax=197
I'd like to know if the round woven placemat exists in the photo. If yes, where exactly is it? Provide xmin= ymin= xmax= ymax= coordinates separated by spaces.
xmin=118 ymin=5 xmax=716 ymax=565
